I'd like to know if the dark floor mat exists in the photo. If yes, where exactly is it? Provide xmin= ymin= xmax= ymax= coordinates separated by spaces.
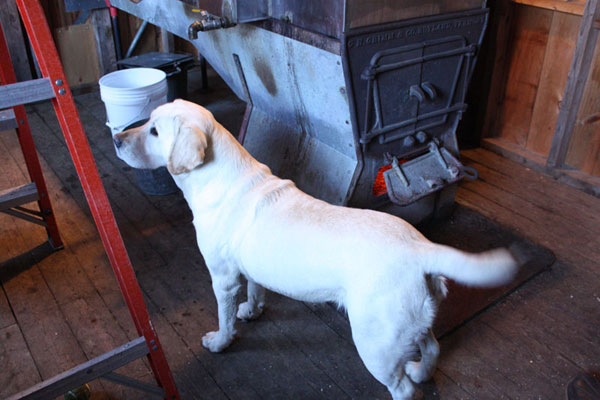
xmin=418 ymin=204 xmax=556 ymax=337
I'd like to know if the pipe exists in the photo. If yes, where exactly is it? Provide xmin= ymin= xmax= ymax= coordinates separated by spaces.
xmin=105 ymin=0 xmax=122 ymax=60
xmin=125 ymin=20 xmax=149 ymax=59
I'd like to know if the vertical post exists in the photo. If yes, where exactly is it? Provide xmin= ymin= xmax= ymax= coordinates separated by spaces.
xmin=14 ymin=0 xmax=180 ymax=398
xmin=547 ymin=0 xmax=600 ymax=168
xmin=91 ymin=8 xmax=117 ymax=75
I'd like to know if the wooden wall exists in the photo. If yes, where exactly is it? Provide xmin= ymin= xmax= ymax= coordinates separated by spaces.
xmin=481 ymin=0 xmax=600 ymax=184
xmin=565 ymin=38 xmax=600 ymax=176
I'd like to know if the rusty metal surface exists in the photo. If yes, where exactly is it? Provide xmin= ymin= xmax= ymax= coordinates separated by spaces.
xmin=346 ymin=0 xmax=486 ymax=31
xmin=174 ymin=0 xmax=268 ymax=23
xmin=271 ymin=0 xmax=344 ymax=38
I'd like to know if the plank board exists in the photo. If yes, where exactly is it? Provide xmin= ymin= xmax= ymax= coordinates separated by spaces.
xmin=496 ymin=5 xmax=553 ymax=147
xmin=55 ymin=23 xmax=101 ymax=87
xmin=462 ymin=149 xmax=600 ymax=236
xmin=0 ymin=285 xmax=14 ymax=331
xmin=565 ymin=38 xmax=600 ymax=177
xmin=460 ymin=149 xmax=600 ymax=265
xmin=0 ymin=324 xmax=41 ymax=398
xmin=527 ymin=11 xmax=580 ymax=156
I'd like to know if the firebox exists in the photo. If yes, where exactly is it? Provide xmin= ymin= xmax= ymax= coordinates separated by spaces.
xmin=110 ymin=0 xmax=488 ymax=224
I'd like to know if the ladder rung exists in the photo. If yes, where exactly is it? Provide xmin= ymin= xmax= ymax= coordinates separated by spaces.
xmin=0 ymin=108 xmax=18 ymax=131
xmin=6 ymin=336 xmax=149 ymax=400
xmin=0 ymin=182 xmax=39 ymax=211
xmin=0 ymin=78 xmax=55 ymax=109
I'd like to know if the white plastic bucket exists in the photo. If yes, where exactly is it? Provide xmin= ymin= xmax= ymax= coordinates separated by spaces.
xmin=99 ymin=68 xmax=167 ymax=134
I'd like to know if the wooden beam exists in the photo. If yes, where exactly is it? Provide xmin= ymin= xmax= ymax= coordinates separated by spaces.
xmin=547 ymin=0 xmax=600 ymax=167
xmin=0 ymin=1 xmax=33 ymax=82
xmin=511 ymin=0 xmax=586 ymax=15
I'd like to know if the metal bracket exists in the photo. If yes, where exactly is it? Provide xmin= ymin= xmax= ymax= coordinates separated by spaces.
xmin=383 ymin=142 xmax=473 ymax=206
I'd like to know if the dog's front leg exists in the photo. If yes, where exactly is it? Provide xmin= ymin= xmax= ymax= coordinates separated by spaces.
xmin=237 ymin=279 xmax=265 ymax=321
xmin=202 ymin=271 xmax=241 ymax=353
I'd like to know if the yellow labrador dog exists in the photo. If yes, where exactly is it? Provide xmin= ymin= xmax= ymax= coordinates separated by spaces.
xmin=114 ymin=99 xmax=517 ymax=400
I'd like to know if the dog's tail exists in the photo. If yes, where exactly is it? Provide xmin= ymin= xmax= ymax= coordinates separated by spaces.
xmin=421 ymin=244 xmax=518 ymax=287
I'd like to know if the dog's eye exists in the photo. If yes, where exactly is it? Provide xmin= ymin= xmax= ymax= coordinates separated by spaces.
xmin=150 ymin=127 xmax=158 ymax=137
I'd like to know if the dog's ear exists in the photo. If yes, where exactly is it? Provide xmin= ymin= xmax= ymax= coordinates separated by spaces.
xmin=167 ymin=120 xmax=208 ymax=175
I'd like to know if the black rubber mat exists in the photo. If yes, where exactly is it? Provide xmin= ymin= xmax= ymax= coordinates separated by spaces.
xmin=418 ymin=204 xmax=556 ymax=337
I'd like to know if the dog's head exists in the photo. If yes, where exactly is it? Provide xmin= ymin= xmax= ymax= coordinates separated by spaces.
xmin=114 ymin=100 xmax=212 ymax=175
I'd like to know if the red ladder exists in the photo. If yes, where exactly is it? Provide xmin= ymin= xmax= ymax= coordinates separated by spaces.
xmin=0 ymin=0 xmax=180 ymax=398
xmin=0 ymin=29 xmax=62 ymax=249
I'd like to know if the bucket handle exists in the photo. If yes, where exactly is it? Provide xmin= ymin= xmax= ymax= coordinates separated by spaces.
xmin=106 ymin=93 xmax=160 ymax=133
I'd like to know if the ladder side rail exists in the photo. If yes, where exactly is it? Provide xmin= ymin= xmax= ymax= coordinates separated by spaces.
xmin=14 ymin=1 xmax=179 ymax=398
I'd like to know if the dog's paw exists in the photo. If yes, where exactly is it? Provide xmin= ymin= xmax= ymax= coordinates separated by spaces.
xmin=202 ymin=331 xmax=234 ymax=353
xmin=237 ymin=301 xmax=263 ymax=321
xmin=405 ymin=360 xmax=429 ymax=384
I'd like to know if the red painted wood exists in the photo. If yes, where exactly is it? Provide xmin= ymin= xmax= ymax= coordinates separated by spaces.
xmin=12 ymin=1 xmax=180 ymax=398
xmin=0 ymin=21 xmax=63 ymax=249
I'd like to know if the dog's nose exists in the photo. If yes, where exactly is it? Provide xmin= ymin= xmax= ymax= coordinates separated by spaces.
xmin=113 ymin=136 xmax=123 ymax=149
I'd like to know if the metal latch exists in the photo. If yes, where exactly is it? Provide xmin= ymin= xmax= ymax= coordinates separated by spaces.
xmin=383 ymin=142 xmax=476 ymax=206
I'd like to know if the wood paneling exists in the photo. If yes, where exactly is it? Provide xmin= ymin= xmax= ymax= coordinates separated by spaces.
xmin=526 ymin=11 xmax=580 ymax=155
xmin=495 ymin=5 xmax=553 ymax=147
xmin=566 ymin=38 xmax=600 ymax=176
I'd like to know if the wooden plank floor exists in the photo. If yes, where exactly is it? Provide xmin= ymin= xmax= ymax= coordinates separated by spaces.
xmin=1 ymin=71 xmax=599 ymax=399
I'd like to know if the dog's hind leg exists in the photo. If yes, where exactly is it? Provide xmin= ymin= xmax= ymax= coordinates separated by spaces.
xmin=347 ymin=306 xmax=417 ymax=400
xmin=202 ymin=270 xmax=241 ymax=352
xmin=405 ymin=329 xmax=439 ymax=383
xmin=237 ymin=279 xmax=265 ymax=321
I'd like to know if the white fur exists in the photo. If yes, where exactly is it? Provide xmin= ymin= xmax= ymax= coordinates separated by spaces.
xmin=114 ymin=100 xmax=518 ymax=400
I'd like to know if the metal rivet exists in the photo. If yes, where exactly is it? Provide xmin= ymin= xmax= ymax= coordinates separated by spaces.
xmin=416 ymin=131 xmax=428 ymax=143
xmin=55 ymin=79 xmax=63 ymax=86
xmin=150 ymin=340 xmax=156 ymax=345
xmin=58 ymin=88 xmax=66 ymax=95
xmin=19 ymin=120 xmax=24 ymax=124
xmin=339 ymin=87 xmax=346 ymax=94
xmin=152 ymin=345 xmax=158 ymax=351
